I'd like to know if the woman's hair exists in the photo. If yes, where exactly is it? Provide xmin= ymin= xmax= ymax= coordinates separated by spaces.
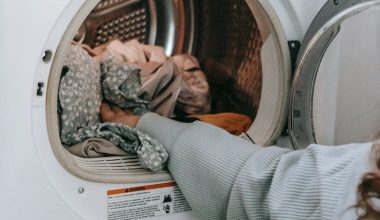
xmin=355 ymin=142 xmax=380 ymax=219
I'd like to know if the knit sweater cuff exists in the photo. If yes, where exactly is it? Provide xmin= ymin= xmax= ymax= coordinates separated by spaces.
xmin=136 ymin=113 xmax=189 ymax=153
xmin=168 ymin=122 xmax=263 ymax=219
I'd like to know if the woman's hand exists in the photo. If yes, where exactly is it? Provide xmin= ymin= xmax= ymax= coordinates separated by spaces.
xmin=100 ymin=102 xmax=141 ymax=128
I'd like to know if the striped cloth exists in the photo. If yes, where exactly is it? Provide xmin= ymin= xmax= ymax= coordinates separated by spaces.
xmin=137 ymin=113 xmax=373 ymax=220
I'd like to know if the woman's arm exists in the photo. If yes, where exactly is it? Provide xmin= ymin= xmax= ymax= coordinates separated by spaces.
xmin=136 ymin=113 xmax=266 ymax=219
xmin=101 ymin=105 xmax=372 ymax=219
xmin=100 ymin=104 xmax=267 ymax=219
xmin=136 ymin=113 xmax=373 ymax=220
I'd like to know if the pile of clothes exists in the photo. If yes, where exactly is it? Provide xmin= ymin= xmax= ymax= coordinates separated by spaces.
xmin=81 ymin=39 xmax=212 ymax=116
xmin=59 ymin=39 xmax=252 ymax=172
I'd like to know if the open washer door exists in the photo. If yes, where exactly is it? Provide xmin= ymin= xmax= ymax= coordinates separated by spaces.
xmin=40 ymin=0 xmax=297 ymax=184
xmin=290 ymin=0 xmax=380 ymax=149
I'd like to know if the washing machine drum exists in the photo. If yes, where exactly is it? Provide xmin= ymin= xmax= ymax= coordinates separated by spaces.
xmin=47 ymin=0 xmax=290 ymax=183
xmin=45 ymin=0 xmax=380 ymax=183
xmin=50 ymin=0 xmax=291 ymax=150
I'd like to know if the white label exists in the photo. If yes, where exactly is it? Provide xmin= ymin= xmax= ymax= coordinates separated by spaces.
xmin=107 ymin=182 xmax=191 ymax=220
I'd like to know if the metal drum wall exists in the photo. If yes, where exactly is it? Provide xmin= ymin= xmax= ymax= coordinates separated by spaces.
xmin=79 ymin=0 xmax=263 ymax=119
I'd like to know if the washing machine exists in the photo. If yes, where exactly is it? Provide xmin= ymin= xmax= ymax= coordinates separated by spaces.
xmin=1 ymin=0 xmax=380 ymax=219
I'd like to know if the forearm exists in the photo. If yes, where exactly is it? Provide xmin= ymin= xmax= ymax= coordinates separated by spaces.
xmin=137 ymin=113 xmax=263 ymax=219
xmin=137 ymin=113 xmax=375 ymax=219
xmin=136 ymin=113 xmax=189 ymax=153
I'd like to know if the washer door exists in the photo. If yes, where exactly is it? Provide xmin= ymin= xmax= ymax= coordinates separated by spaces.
xmin=42 ymin=0 xmax=295 ymax=183
xmin=290 ymin=0 xmax=380 ymax=149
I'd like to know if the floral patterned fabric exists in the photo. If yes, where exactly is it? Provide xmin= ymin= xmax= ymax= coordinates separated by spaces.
xmin=101 ymin=57 xmax=149 ymax=115
xmin=59 ymin=45 xmax=168 ymax=171
xmin=64 ymin=123 xmax=168 ymax=171
xmin=59 ymin=46 xmax=102 ymax=142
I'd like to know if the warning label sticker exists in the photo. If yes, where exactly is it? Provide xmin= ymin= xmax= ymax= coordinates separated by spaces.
xmin=107 ymin=182 xmax=191 ymax=220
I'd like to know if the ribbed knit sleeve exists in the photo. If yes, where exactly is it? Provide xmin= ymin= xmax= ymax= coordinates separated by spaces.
xmin=137 ymin=113 xmax=265 ymax=219
xmin=226 ymin=143 xmax=372 ymax=220
xmin=137 ymin=113 xmax=373 ymax=220
xmin=136 ymin=113 xmax=189 ymax=153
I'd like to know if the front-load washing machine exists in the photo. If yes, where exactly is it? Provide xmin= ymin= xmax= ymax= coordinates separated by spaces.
xmin=1 ymin=0 xmax=380 ymax=219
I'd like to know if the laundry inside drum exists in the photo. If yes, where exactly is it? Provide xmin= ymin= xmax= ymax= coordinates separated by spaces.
xmin=54 ymin=0 xmax=264 ymax=182
xmin=74 ymin=0 xmax=263 ymax=118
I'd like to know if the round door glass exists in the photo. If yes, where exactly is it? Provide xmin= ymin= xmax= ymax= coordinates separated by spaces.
xmin=290 ymin=1 xmax=380 ymax=149
xmin=313 ymin=4 xmax=380 ymax=145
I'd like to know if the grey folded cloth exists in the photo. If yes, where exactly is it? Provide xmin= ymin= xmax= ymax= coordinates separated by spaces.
xmin=65 ymin=137 xmax=130 ymax=158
